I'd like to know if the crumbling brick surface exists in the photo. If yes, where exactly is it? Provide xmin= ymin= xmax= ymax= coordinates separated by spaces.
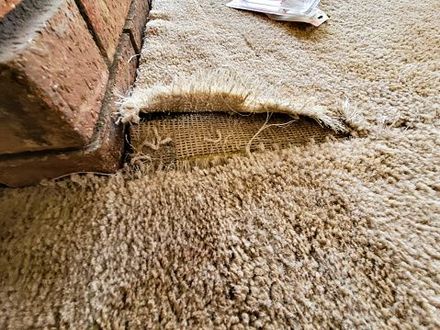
xmin=0 ymin=0 xmax=108 ymax=154
xmin=76 ymin=0 xmax=132 ymax=63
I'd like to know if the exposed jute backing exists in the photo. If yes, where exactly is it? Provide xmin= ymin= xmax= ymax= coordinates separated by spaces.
xmin=121 ymin=0 xmax=438 ymax=166
xmin=130 ymin=113 xmax=343 ymax=169
xmin=1 ymin=0 xmax=439 ymax=328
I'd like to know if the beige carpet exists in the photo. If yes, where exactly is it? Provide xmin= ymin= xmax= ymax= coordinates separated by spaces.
xmin=1 ymin=0 xmax=440 ymax=328
xmin=120 ymin=0 xmax=439 ymax=129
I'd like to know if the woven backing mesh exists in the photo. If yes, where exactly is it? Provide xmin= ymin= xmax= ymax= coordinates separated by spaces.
xmin=130 ymin=113 xmax=342 ymax=169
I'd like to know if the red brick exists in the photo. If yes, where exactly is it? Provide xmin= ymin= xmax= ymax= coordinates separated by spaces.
xmin=0 ymin=121 xmax=124 ymax=187
xmin=0 ymin=34 xmax=139 ymax=187
xmin=124 ymin=0 xmax=150 ymax=53
xmin=108 ymin=34 xmax=139 ymax=98
xmin=77 ymin=0 xmax=132 ymax=63
xmin=0 ymin=0 xmax=22 ymax=18
xmin=0 ymin=0 xmax=108 ymax=154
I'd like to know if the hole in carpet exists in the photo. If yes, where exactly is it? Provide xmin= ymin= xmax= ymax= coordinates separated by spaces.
xmin=128 ymin=112 xmax=348 ymax=171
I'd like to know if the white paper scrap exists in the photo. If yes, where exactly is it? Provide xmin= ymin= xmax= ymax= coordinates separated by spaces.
xmin=226 ymin=0 xmax=329 ymax=27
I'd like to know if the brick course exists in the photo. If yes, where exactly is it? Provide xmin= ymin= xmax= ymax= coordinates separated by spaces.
xmin=124 ymin=0 xmax=150 ymax=53
xmin=0 ymin=0 xmax=150 ymax=186
xmin=76 ymin=0 xmax=132 ymax=63
xmin=0 ymin=0 xmax=108 ymax=154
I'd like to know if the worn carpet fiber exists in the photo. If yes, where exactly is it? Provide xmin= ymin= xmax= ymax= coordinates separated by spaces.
xmin=1 ymin=0 xmax=439 ymax=328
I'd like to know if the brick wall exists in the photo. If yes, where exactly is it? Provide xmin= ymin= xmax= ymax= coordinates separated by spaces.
xmin=77 ymin=0 xmax=132 ymax=63
xmin=0 ymin=0 xmax=151 ymax=186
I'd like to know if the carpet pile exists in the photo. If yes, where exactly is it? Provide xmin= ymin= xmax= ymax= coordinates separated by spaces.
xmin=0 ymin=0 xmax=439 ymax=328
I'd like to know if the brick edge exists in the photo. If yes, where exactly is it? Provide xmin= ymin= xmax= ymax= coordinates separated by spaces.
xmin=0 ymin=0 xmax=150 ymax=187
